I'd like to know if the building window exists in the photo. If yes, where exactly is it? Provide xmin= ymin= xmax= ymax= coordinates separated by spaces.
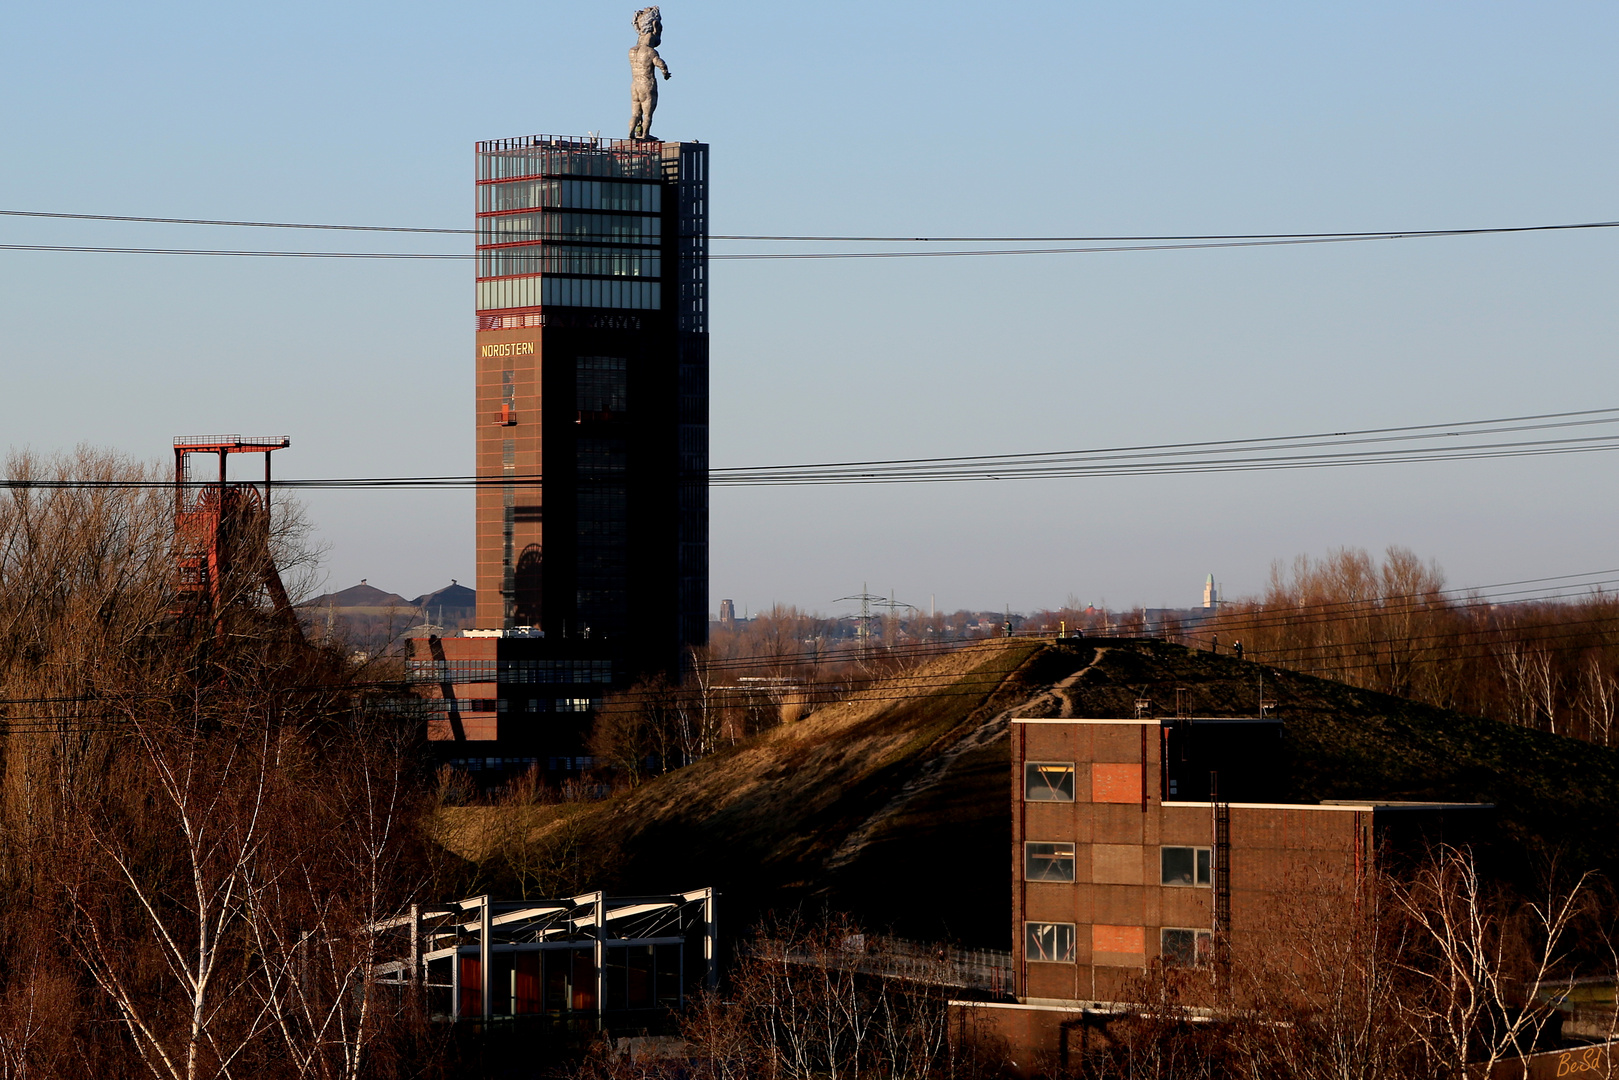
xmin=577 ymin=357 xmax=628 ymax=413
xmin=1024 ymin=762 xmax=1075 ymax=802
xmin=1160 ymin=928 xmax=1213 ymax=967
xmin=1024 ymin=842 xmax=1075 ymax=882
xmin=479 ymin=245 xmax=660 ymax=280
xmin=1025 ymin=922 xmax=1076 ymax=964
xmin=1161 ymin=846 xmax=1212 ymax=887
xmin=478 ymin=178 xmax=662 ymax=214
xmin=477 ymin=211 xmax=661 ymax=245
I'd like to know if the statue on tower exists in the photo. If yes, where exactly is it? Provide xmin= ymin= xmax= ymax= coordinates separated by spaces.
xmin=629 ymin=7 xmax=672 ymax=140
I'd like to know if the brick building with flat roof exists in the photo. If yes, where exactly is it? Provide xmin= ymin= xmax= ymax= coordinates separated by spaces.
xmin=970 ymin=715 xmax=1489 ymax=1071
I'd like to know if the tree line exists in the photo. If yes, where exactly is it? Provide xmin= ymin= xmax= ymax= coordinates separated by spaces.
xmin=1189 ymin=547 xmax=1619 ymax=744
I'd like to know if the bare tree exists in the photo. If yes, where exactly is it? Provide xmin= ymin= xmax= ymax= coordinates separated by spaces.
xmin=1391 ymin=845 xmax=1588 ymax=1078
xmin=1576 ymin=654 xmax=1618 ymax=747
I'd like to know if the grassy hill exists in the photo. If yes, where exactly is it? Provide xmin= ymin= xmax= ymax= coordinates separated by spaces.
xmin=431 ymin=638 xmax=1619 ymax=949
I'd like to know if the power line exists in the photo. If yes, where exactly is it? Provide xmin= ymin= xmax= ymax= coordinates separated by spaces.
xmin=0 ymin=244 xmax=466 ymax=259
xmin=5 ymin=207 xmax=1618 ymax=245
xmin=6 ymin=229 xmax=1615 ymax=261
xmin=8 ymin=405 xmax=1616 ymax=491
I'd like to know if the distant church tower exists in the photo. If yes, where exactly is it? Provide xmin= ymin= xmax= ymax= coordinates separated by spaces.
xmin=1203 ymin=574 xmax=1218 ymax=610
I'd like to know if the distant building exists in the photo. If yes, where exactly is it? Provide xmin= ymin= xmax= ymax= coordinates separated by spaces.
xmin=1203 ymin=573 xmax=1219 ymax=609
xmin=718 ymin=599 xmax=736 ymax=627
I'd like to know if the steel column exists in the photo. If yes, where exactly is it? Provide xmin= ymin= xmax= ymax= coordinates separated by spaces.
xmin=480 ymin=894 xmax=493 ymax=1019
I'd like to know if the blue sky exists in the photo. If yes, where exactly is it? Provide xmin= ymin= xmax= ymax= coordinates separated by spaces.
xmin=1 ymin=2 xmax=1616 ymax=613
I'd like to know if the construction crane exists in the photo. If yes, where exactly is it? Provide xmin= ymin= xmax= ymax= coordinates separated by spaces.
xmin=172 ymin=434 xmax=300 ymax=637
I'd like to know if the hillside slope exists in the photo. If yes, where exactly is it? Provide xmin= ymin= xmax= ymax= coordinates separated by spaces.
xmin=433 ymin=638 xmax=1619 ymax=948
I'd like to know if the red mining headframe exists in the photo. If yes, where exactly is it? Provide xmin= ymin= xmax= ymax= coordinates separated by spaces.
xmin=172 ymin=435 xmax=299 ymax=635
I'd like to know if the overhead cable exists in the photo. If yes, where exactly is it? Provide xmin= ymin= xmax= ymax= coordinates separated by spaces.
xmin=4 ymin=207 xmax=1618 ymax=244
xmin=6 ymin=407 xmax=1619 ymax=491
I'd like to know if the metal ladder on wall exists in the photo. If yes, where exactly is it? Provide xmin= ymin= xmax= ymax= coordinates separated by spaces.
xmin=1210 ymin=771 xmax=1232 ymax=978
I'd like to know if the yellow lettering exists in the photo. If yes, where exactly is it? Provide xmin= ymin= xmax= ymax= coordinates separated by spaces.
xmin=1557 ymin=1051 xmax=1573 ymax=1076
xmin=478 ymin=341 xmax=537 ymax=359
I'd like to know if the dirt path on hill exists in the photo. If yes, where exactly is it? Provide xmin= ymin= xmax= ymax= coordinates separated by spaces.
xmin=821 ymin=646 xmax=1112 ymax=871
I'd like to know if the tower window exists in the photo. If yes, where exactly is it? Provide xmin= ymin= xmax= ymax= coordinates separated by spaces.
xmin=577 ymin=357 xmax=628 ymax=413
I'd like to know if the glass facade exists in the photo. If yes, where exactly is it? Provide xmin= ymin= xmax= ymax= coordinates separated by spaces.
xmin=479 ymin=246 xmax=659 ymax=280
xmin=477 ymin=141 xmax=662 ymax=182
xmin=478 ymin=212 xmax=660 ymax=245
xmin=476 ymin=277 xmax=660 ymax=312
xmin=479 ymin=178 xmax=662 ymax=214
xmin=475 ymin=137 xmax=669 ymax=314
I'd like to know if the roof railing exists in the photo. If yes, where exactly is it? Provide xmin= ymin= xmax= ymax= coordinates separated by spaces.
xmin=173 ymin=435 xmax=291 ymax=449
xmin=475 ymin=134 xmax=665 ymax=155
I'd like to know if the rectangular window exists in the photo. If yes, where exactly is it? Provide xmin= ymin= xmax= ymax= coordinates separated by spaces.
xmin=1160 ymin=928 xmax=1213 ymax=967
xmin=1024 ymin=762 xmax=1076 ymax=801
xmin=1025 ymin=922 xmax=1076 ymax=964
xmin=539 ymin=277 xmax=661 ymax=311
xmin=1160 ymin=846 xmax=1212 ymax=887
xmin=576 ymin=357 xmax=628 ymax=413
xmin=1024 ymin=841 xmax=1075 ymax=882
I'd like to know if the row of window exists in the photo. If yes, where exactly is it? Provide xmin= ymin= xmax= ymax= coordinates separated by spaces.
xmin=1025 ymin=923 xmax=1212 ymax=967
xmin=441 ymin=698 xmax=599 ymax=713
xmin=406 ymin=659 xmax=614 ymax=684
xmin=478 ymin=245 xmax=660 ymax=280
xmin=477 ymin=147 xmax=662 ymax=183
xmin=479 ymin=178 xmax=663 ymax=214
xmin=1024 ymin=843 xmax=1212 ymax=885
xmin=476 ymin=276 xmax=662 ymax=312
xmin=445 ymin=756 xmax=540 ymax=771
xmin=478 ymin=212 xmax=661 ymax=246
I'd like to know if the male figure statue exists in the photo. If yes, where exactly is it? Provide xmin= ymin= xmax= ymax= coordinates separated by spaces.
xmin=629 ymin=7 xmax=671 ymax=140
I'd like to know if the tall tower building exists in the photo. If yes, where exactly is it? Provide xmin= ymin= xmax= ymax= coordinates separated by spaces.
xmin=408 ymin=135 xmax=708 ymax=773
xmin=473 ymin=134 xmax=708 ymax=670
